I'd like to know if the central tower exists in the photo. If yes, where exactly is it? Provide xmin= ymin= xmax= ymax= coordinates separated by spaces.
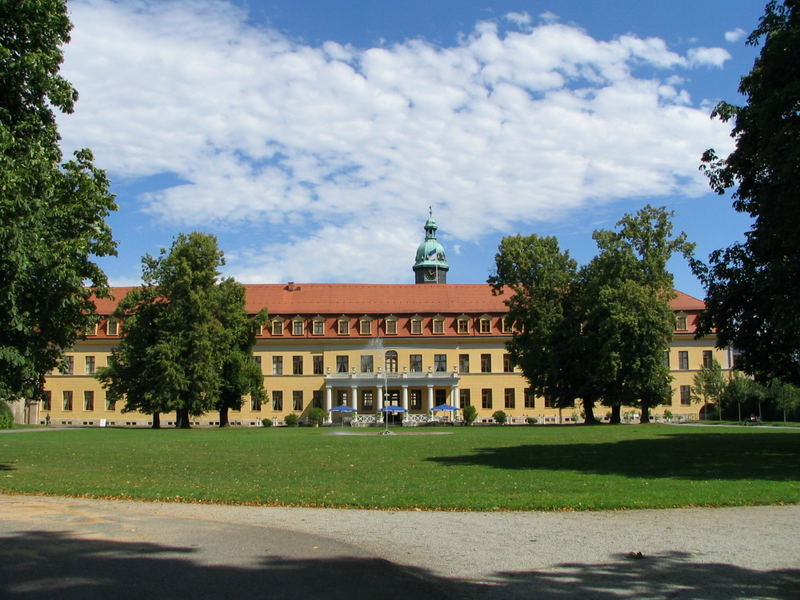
xmin=413 ymin=209 xmax=449 ymax=284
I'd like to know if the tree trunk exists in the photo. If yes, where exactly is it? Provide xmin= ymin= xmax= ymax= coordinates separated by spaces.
xmin=219 ymin=407 xmax=229 ymax=428
xmin=582 ymin=398 xmax=597 ymax=424
xmin=609 ymin=404 xmax=621 ymax=424
xmin=639 ymin=405 xmax=650 ymax=424
xmin=151 ymin=412 xmax=161 ymax=429
xmin=176 ymin=407 xmax=191 ymax=429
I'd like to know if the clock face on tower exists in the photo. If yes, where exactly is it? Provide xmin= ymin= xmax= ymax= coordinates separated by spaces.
xmin=424 ymin=268 xmax=437 ymax=281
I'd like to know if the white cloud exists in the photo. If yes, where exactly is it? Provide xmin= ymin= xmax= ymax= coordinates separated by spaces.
xmin=504 ymin=12 xmax=531 ymax=27
xmin=59 ymin=0 xmax=735 ymax=283
xmin=724 ymin=28 xmax=747 ymax=43
xmin=687 ymin=46 xmax=732 ymax=67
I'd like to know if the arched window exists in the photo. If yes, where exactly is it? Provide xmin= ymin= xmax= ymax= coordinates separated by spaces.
xmin=385 ymin=350 xmax=398 ymax=373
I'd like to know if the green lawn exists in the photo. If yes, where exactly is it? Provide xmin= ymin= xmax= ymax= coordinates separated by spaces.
xmin=1 ymin=425 xmax=798 ymax=511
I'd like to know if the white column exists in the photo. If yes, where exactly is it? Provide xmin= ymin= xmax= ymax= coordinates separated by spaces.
xmin=401 ymin=386 xmax=409 ymax=411
xmin=377 ymin=385 xmax=384 ymax=411
xmin=427 ymin=385 xmax=434 ymax=411
xmin=351 ymin=385 xmax=358 ymax=410
xmin=452 ymin=385 xmax=460 ymax=409
xmin=325 ymin=386 xmax=332 ymax=423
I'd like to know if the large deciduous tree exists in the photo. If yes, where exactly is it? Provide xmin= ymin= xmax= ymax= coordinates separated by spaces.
xmin=0 ymin=0 xmax=116 ymax=403
xmin=97 ymin=233 xmax=265 ymax=428
xmin=695 ymin=0 xmax=800 ymax=385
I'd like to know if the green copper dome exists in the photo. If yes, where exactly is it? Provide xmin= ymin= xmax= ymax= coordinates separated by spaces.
xmin=413 ymin=210 xmax=449 ymax=284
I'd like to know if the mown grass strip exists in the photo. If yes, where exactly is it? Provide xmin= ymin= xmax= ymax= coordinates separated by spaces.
xmin=1 ymin=425 xmax=798 ymax=511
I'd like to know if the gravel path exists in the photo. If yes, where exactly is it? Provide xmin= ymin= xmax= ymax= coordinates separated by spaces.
xmin=1 ymin=494 xmax=798 ymax=599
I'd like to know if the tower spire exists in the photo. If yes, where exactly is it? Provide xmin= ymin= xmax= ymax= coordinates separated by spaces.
xmin=413 ymin=210 xmax=449 ymax=284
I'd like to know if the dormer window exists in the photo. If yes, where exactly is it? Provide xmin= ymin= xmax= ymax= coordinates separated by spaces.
xmin=479 ymin=315 xmax=492 ymax=334
xmin=107 ymin=319 xmax=119 ymax=336
xmin=312 ymin=316 xmax=325 ymax=336
xmin=410 ymin=316 xmax=423 ymax=335
xmin=292 ymin=318 xmax=305 ymax=336
xmin=456 ymin=316 xmax=470 ymax=334
xmin=337 ymin=317 xmax=350 ymax=335
xmin=501 ymin=317 xmax=513 ymax=334
xmin=676 ymin=313 xmax=688 ymax=331
xmin=432 ymin=315 xmax=444 ymax=334
xmin=359 ymin=317 xmax=372 ymax=335
xmin=271 ymin=318 xmax=284 ymax=336
xmin=384 ymin=316 xmax=397 ymax=335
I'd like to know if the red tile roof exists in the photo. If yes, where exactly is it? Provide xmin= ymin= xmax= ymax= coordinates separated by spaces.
xmin=94 ymin=283 xmax=704 ymax=315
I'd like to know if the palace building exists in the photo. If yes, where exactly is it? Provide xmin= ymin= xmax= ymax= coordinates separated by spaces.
xmin=27 ymin=214 xmax=731 ymax=427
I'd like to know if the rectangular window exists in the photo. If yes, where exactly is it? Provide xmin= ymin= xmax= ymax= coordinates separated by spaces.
xmin=253 ymin=355 xmax=262 ymax=371
xmin=107 ymin=319 xmax=118 ymax=336
xmin=480 ymin=354 xmax=492 ymax=373
xmin=479 ymin=318 xmax=491 ymax=333
xmin=85 ymin=356 xmax=96 ymax=375
xmin=457 ymin=319 xmax=469 ymax=334
xmin=271 ymin=320 xmax=283 ymax=336
xmin=313 ymin=355 xmax=324 ymax=375
xmin=359 ymin=319 xmax=372 ymax=335
xmin=432 ymin=319 xmax=444 ymax=334
xmin=676 ymin=314 xmax=688 ymax=330
xmin=544 ymin=396 xmax=555 ymax=408
xmin=361 ymin=390 xmax=373 ymax=410
xmin=360 ymin=355 xmax=374 ymax=373
xmin=504 ymin=388 xmax=515 ymax=409
xmin=460 ymin=389 xmax=471 ymax=407
xmin=313 ymin=319 xmax=325 ymax=335
xmin=702 ymin=350 xmax=713 ymax=368
xmin=663 ymin=351 xmax=670 ymax=368
xmin=62 ymin=390 xmax=73 ymax=411
xmin=272 ymin=391 xmax=283 ymax=411
xmin=434 ymin=354 xmax=447 ymax=372
xmin=293 ymin=391 xmax=303 ymax=411
xmin=62 ymin=356 xmax=74 ymax=375
xmin=459 ymin=354 xmax=470 ymax=373
xmin=292 ymin=320 xmax=304 ymax=336
xmin=338 ymin=319 xmax=349 ymax=335
xmin=503 ymin=353 xmax=513 ymax=373
xmin=524 ymin=388 xmax=535 ymax=409
xmin=42 ymin=390 xmax=51 ymax=411
xmin=336 ymin=355 xmax=349 ymax=373
xmin=411 ymin=319 xmax=422 ymax=334
xmin=678 ymin=351 xmax=689 ymax=370
xmin=105 ymin=395 xmax=115 ymax=411
xmin=410 ymin=389 xmax=422 ymax=410
xmin=83 ymin=390 xmax=94 ymax=411
xmin=250 ymin=395 xmax=261 ymax=411
xmin=501 ymin=318 xmax=512 ymax=333
xmin=292 ymin=356 xmax=303 ymax=375
xmin=336 ymin=390 xmax=348 ymax=406
xmin=680 ymin=385 xmax=691 ymax=405
xmin=312 ymin=390 xmax=323 ymax=408
xmin=272 ymin=356 xmax=283 ymax=375
xmin=410 ymin=354 xmax=423 ymax=372
xmin=435 ymin=389 xmax=446 ymax=405
xmin=385 ymin=319 xmax=397 ymax=335
xmin=481 ymin=389 xmax=493 ymax=410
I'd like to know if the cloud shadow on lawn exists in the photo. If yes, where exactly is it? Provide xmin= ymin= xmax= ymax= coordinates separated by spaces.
xmin=0 ymin=531 xmax=797 ymax=600
xmin=426 ymin=432 xmax=800 ymax=481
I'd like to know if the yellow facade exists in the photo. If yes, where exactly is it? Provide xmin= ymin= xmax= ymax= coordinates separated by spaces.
xmin=36 ymin=316 xmax=731 ymax=427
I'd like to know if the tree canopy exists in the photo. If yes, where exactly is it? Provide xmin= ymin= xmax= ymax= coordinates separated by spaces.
xmin=695 ymin=0 xmax=800 ymax=385
xmin=0 ymin=0 xmax=117 ymax=403
xmin=491 ymin=206 xmax=692 ymax=424
xmin=97 ymin=233 xmax=266 ymax=428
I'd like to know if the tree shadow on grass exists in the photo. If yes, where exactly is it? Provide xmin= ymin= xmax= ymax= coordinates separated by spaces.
xmin=427 ymin=432 xmax=800 ymax=481
xmin=0 ymin=464 xmax=14 ymax=471
xmin=0 ymin=531 xmax=797 ymax=600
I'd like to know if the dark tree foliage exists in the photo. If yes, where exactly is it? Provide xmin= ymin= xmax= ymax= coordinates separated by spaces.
xmin=0 ymin=0 xmax=116 ymax=403
xmin=97 ymin=233 xmax=265 ymax=428
xmin=696 ymin=0 xmax=800 ymax=385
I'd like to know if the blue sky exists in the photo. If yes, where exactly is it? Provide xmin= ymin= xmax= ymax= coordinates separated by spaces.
xmin=58 ymin=0 xmax=766 ymax=298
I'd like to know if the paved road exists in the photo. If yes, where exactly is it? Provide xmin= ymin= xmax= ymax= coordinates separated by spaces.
xmin=1 ymin=494 xmax=798 ymax=599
